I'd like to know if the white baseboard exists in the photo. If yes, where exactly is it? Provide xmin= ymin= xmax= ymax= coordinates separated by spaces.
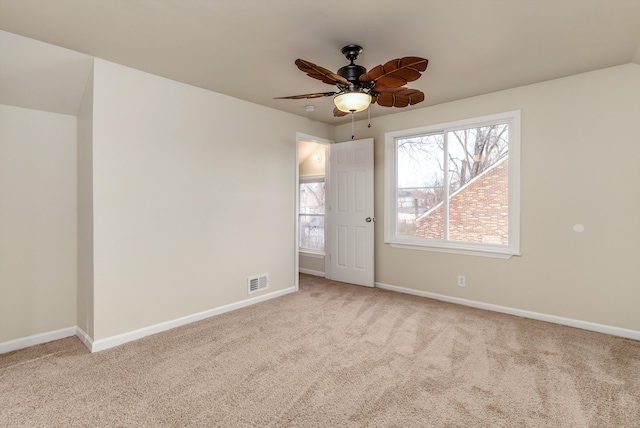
xmin=75 ymin=326 xmax=93 ymax=351
xmin=1 ymin=286 xmax=297 ymax=355
xmin=7 ymin=282 xmax=635 ymax=355
xmin=299 ymin=268 xmax=325 ymax=277
xmin=0 ymin=326 xmax=76 ymax=354
xmin=90 ymin=286 xmax=297 ymax=353
xmin=375 ymin=281 xmax=640 ymax=341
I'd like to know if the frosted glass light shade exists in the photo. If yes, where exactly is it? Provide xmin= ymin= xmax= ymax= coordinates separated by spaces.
xmin=334 ymin=92 xmax=371 ymax=113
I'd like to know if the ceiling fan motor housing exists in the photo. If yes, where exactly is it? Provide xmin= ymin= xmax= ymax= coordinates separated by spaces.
xmin=338 ymin=64 xmax=367 ymax=85
xmin=338 ymin=44 xmax=367 ymax=86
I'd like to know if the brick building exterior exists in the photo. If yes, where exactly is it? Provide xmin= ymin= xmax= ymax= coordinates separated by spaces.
xmin=415 ymin=157 xmax=508 ymax=244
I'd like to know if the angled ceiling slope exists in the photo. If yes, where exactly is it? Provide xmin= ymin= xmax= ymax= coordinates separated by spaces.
xmin=0 ymin=30 xmax=93 ymax=116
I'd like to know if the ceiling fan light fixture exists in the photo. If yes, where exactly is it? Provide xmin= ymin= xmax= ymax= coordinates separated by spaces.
xmin=334 ymin=91 xmax=371 ymax=113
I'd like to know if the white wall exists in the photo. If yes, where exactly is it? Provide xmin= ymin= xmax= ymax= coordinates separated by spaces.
xmin=3 ymin=35 xmax=638 ymax=348
xmin=335 ymin=64 xmax=640 ymax=332
xmin=90 ymin=59 xmax=333 ymax=340
xmin=0 ymin=105 xmax=77 ymax=342
xmin=77 ymin=65 xmax=94 ymax=338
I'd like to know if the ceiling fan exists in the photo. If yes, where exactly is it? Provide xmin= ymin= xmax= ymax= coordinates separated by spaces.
xmin=276 ymin=44 xmax=428 ymax=117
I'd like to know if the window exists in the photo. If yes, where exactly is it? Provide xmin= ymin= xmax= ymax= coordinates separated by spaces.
xmin=299 ymin=178 xmax=325 ymax=252
xmin=385 ymin=111 xmax=520 ymax=258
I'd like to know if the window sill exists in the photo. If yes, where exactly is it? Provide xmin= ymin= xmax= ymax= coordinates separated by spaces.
xmin=387 ymin=241 xmax=520 ymax=259
xmin=299 ymin=249 xmax=325 ymax=258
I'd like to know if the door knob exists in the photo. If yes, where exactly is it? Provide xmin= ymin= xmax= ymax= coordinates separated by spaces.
xmin=366 ymin=217 xmax=373 ymax=222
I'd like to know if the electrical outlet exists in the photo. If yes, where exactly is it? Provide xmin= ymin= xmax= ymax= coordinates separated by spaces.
xmin=457 ymin=275 xmax=466 ymax=287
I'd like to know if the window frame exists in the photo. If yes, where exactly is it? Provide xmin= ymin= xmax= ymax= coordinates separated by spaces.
xmin=384 ymin=110 xmax=521 ymax=259
xmin=298 ymin=175 xmax=326 ymax=255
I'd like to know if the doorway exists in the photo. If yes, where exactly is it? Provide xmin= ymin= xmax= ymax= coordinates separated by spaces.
xmin=295 ymin=133 xmax=375 ymax=289
xmin=296 ymin=134 xmax=332 ymax=285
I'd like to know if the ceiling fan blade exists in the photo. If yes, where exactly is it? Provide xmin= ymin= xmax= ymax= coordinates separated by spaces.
xmin=374 ymin=88 xmax=425 ymax=108
xmin=274 ymin=91 xmax=337 ymax=100
xmin=333 ymin=107 xmax=350 ymax=117
xmin=360 ymin=57 xmax=428 ymax=90
xmin=295 ymin=59 xmax=351 ymax=86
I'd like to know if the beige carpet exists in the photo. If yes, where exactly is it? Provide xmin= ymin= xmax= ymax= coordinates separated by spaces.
xmin=1 ymin=274 xmax=639 ymax=427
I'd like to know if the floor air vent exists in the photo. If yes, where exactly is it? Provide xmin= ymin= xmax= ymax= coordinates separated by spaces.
xmin=248 ymin=273 xmax=269 ymax=294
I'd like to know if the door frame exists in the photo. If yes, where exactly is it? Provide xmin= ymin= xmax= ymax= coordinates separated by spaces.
xmin=295 ymin=132 xmax=334 ymax=291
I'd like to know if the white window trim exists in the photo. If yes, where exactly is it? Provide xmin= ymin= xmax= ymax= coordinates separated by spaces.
xmin=299 ymin=174 xmax=325 ymax=183
xmin=299 ymin=249 xmax=325 ymax=258
xmin=384 ymin=110 xmax=521 ymax=258
xmin=298 ymin=176 xmax=326 ymax=254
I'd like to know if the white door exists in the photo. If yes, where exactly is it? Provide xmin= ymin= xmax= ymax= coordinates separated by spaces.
xmin=329 ymin=138 xmax=374 ymax=287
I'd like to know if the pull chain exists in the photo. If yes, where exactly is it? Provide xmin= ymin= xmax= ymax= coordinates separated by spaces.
xmin=367 ymin=108 xmax=371 ymax=128
xmin=351 ymin=111 xmax=355 ymax=139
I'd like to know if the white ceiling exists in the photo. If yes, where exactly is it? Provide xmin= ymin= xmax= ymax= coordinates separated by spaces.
xmin=1 ymin=0 xmax=640 ymax=124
